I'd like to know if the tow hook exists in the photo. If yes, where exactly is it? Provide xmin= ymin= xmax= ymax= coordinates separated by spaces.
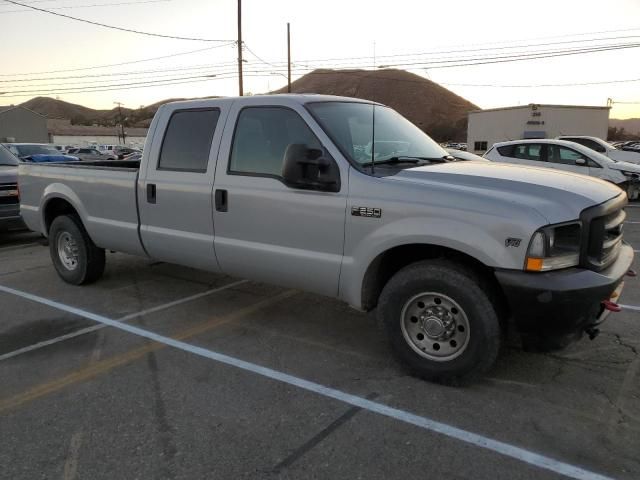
xmin=602 ymin=299 xmax=622 ymax=313
xmin=627 ymin=269 xmax=637 ymax=277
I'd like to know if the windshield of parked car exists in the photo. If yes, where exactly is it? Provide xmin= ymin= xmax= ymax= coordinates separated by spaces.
xmin=307 ymin=102 xmax=449 ymax=166
xmin=0 ymin=145 xmax=19 ymax=166
xmin=11 ymin=144 xmax=62 ymax=157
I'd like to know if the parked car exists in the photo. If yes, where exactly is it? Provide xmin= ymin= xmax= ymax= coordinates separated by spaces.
xmin=484 ymin=139 xmax=640 ymax=200
xmin=19 ymin=95 xmax=633 ymax=383
xmin=123 ymin=153 xmax=142 ymax=162
xmin=446 ymin=148 xmax=489 ymax=161
xmin=4 ymin=143 xmax=79 ymax=163
xmin=0 ymin=144 xmax=24 ymax=231
xmin=113 ymin=146 xmax=141 ymax=159
xmin=556 ymin=136 xmax=640 ymax=164
xmin=67 ymin=147 xmax=117 ymax=161
xmin=621 ymin=142 xmax=640 ymax=153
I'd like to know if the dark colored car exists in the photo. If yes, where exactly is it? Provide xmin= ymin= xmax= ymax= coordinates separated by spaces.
xmin=114 ymin=147 xmax=141 ymax=159
xmin=0 ymin=144 xmax=24 ymax=231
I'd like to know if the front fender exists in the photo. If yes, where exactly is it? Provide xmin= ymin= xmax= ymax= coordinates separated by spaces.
xmin=339 ymin=216 xmax=538 ymax=310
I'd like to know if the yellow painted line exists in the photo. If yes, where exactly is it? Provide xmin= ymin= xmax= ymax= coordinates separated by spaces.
xmin=0 ymin=290 xmax=296 ymax=414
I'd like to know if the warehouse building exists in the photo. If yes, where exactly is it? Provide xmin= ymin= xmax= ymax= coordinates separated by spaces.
xmin=467 ymin=104 xmax=610 ymax=154
xmin=0 ymin=105 xmax=49 ymax=143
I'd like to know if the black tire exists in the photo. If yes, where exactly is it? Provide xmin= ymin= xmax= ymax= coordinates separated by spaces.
xmin=49 ymin=214 xmax=105 ymax=285
xmin=377 ymin=259 xmax=501 ymax=384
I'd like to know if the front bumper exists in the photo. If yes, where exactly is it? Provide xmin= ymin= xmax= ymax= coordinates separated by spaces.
xmin=495 ymin=244 xmax=634 ymax=338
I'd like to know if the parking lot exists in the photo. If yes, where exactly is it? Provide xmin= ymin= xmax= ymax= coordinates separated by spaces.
xmin=0 ymin=210 xmax=638 ymax=480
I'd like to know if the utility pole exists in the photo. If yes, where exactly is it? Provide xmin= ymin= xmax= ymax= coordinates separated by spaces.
xmin=287 ymin=22 xmax=291 ymax=93
xmin=237 ymin=0 xmax=243 ymax=96
xmin=114 ymin=101 xmax=126 ymax=145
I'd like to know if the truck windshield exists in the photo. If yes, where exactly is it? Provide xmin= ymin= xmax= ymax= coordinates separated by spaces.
xmin=0 ymin=145 xmax=19 ymax=166
xmin=307 ymin=102 xmax=449 ymax=167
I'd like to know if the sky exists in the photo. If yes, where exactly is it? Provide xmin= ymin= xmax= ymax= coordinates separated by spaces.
xmin=1 ymin=0 xmax=639 ymax=119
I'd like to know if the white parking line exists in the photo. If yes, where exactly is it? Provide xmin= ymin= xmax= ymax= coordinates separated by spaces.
xmin=0 ymin=283 xmax=614 ymax=480
xmin=620 ymin=303 xmax=640 ymax=312
xmin=0 ymin=280 xmax=247 ymax=362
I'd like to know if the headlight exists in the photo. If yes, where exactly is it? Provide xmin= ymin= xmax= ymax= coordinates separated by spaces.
xmin=525 ymin=222 xmax=581 ymax=271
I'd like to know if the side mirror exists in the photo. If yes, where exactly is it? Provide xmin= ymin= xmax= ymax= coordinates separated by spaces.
xmin=282 ymin=144 xmax=340 ymax=192
xmin=575 ymin=158 xmax=587 ymax=166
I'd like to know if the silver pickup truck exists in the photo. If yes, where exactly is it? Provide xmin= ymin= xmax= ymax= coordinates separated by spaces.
xmin=19 ymin=95 xmax=634 ymax=383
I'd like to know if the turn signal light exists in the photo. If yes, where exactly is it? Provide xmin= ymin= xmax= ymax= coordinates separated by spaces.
xmin=525 ymin=258 xmax=544 ymax=271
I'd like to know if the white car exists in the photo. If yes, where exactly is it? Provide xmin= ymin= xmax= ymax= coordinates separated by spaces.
xmin=556 ymin=136 xmax=640 ymax=164
xmin=67 ymin=148 xmax=118 ymax=161
xmin=484 ymin=139 xmax=640 ymax=200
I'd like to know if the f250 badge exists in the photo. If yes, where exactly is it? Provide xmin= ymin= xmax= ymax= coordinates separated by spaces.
xmin=505 ymin=237 xmax=521 ymax=248
xmin=351 ymin=206 xmax=382 ymax=218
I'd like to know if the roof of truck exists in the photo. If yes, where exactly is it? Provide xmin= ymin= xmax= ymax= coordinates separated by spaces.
xmin=163 ymin=94 xmax=380 ymax=109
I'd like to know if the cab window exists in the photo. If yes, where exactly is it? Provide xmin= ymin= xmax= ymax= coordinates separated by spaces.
xmin=229 ymin=107 xmax=321 ymax=177
xmin=158 ymin=109 xmax=220 ymax=172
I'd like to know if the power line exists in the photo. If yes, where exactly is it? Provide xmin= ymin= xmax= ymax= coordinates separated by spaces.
xmin=2 ymin=73 xmax=223 ymax=94
xmin=1 ymin=68 xmax=222 ymax=89
xmin=246 ymin=31 xmax=640 ymax=67
xmin=243 ymin=44 xmax=280 ymax=68
xmin=0 ymin=0 xmax=173 ymax=14
xmin=0 ymin=63 xmax=226 ymax=83
xmin=441 ymin=78 xmax=640 ymax=88
xmin=1 ymin=0 xmax=234 ymax=41
xmin=0 ymin=42 xmax=235 ymax=77
xmin=2 ymin=77 xmax=228 ymax=97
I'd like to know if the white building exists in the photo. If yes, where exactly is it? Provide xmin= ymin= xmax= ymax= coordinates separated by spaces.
xmin=467 ymin=104 xmax=610 ymax=154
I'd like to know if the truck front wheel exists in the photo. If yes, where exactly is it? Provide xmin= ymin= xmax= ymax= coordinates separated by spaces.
xmin=377 ymin=260 xmax=501 ymax=384
xmin=49 ymin=214 xmax=105 ymax=285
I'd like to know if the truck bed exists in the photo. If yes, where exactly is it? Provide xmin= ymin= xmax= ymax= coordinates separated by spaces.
xmin=18 ymin=160 xmax=147 ymax=257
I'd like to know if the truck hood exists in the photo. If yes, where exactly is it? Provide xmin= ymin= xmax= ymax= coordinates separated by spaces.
xmin=0 ymin=166 xmax=18 ymax=183
xmin=389 ymin=161 xmax=622 ymax=224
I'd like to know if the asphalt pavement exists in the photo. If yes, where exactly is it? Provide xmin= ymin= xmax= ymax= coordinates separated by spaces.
xmin=0 ymin=209 xmax=639 ymax=480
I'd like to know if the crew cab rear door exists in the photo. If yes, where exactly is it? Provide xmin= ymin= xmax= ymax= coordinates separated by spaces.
xmin=137 ymin=102 xmax=230 ymax=270
xmin=212 ymin=98 xmax=348 ymax=297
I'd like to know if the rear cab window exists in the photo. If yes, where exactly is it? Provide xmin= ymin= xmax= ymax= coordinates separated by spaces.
xmin=158 ymin=109 xmax=221 ymax=173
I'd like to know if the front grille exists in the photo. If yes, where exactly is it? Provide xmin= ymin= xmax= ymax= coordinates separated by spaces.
xmin=580 ymin=194 xmax=627 ymax=271
xmin=0 ymin=183 xmax=19 ymax=205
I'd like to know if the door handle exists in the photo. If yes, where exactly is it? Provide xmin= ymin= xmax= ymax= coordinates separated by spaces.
xmin=147 ymin=183 xmax=156 ymax=204
xmin=215 ymin=189 xmax=228 ymax=212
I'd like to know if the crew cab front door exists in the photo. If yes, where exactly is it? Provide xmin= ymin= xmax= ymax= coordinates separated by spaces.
xmin=212 ymin=101 xmax=348 ymax=297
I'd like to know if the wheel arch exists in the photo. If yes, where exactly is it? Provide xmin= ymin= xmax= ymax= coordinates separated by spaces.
xmin=360 ymin=243 xmax=508 ymax=318
xmin=40 ymin=187 xmax=87 ymax=236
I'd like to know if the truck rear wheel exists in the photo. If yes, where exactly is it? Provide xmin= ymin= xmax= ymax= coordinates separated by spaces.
xmin=49 ymin=214 xmax=105 ymax=285
xmin=377 ymin=259 xmax=501 ymax=384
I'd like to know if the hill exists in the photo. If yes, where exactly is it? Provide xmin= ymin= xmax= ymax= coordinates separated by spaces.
xmin=273 ymin=68 xmax=479 ymax=141
xmin=21 ymin=97 xmax=112 ymax=123
xmin=19 ymin=96 xmax=212 ymax=128
xmin=609 ymin=118 xmax=640 ymax=137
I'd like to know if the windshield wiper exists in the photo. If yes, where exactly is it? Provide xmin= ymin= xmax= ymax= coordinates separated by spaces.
xmin=362 ymin=156 xmax=450 ymax=167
